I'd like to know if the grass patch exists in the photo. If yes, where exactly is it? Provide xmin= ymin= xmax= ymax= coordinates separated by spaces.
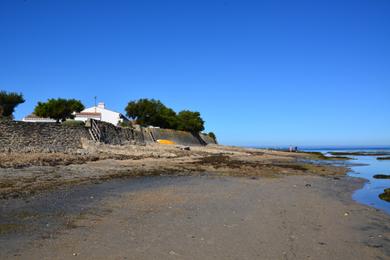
xmin=62 ymin=119 xmax=85 ymax=127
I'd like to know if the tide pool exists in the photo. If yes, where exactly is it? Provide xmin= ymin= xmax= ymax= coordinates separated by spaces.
xmin=305 ymin=148 xmax=390 ymax=214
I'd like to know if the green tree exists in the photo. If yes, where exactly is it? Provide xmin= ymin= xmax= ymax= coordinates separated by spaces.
xmin=177 ymin=110 xmax=205 ymax=133
xmin=208 ymin=132 xmax=217 ymax=143
xmin=159 ymin=107 xmax=179 ymax=129
xmin=0 ymin=91 xmax=25 ymax=119
xmin=34 ymin=98 xmax=84 ymax=122
xmin=125 ymin=99 xmax=206 ymax=132
xmin=125 ymin=99 xmax=178 ymax=128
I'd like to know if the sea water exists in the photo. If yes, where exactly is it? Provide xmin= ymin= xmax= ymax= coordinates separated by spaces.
xmin=305 ymin=148 xmax=390 ymax=214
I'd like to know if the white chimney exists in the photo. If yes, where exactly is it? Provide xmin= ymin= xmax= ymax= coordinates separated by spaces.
xmin=98 ymin=102 xmax=105 ymax=109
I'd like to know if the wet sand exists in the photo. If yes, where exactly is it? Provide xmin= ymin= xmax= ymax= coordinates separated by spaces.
xmin=1 ymin=174 xmax=390 ymax=259
xmin=1 ymin=144 xmax=390 ymax=259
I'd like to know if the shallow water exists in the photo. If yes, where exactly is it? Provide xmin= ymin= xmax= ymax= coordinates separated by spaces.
xmin=348 ymin=155 xmax=390 ymax=214
xmin=306 ymin=149 xmax=390 ymax=214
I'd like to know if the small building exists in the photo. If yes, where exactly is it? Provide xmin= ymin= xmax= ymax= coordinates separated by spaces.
xmin=22 ymin=113 xmax=56 ymax=123
xmin=74 ymin=102 xmax=128 ymax=126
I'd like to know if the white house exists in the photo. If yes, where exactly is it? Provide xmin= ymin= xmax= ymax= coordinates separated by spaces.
xmin=74 ymin=102 xmax=128 ymax=126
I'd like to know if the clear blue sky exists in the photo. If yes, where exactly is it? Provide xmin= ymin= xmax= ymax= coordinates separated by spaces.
xmin=1 ymin=0 xmax=389 ymax=147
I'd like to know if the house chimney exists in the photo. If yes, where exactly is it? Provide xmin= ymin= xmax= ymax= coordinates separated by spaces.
xmin=98 ymin=102 xmax=105 ymax=109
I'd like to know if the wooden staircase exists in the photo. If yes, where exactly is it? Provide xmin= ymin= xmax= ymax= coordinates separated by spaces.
xmin=88 ymin=119 xmax=101 ymax=142
xmin=148 ymin=129 xmax=156 ymax=142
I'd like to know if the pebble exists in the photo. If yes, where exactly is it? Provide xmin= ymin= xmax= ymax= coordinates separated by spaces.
xmin=169 ymin=250 xmax=179 ymax=256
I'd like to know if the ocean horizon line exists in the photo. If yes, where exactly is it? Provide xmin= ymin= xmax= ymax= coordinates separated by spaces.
xmin=248 ymin=145 xmax=390 ymax=150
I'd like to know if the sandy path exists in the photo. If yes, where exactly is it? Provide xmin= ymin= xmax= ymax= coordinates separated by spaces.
xmin=3 ymin=174 xmax=389 ymax=260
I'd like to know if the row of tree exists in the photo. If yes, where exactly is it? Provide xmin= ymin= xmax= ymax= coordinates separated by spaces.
xmin=0 ymin=91 xmax=216 ymax=140
xmin=125 ymin=99 xmax=205 ymax=133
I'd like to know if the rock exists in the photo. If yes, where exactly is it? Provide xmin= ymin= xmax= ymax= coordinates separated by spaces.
xmin=169 ymin=251 xmax=179 ymax=256
xmin=373 ymin=174 xmax=390 ymax=179
xmin=379 ymin=188 xmax=390 ymax=202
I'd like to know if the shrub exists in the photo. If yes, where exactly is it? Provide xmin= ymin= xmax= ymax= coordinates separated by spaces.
xmin=208 ymin=132 xmax=217 ymax=142
xmin=119 ymin=120 xmax=133 ymax=128
xmin=62 ymin=119 xmax=85 ymax=127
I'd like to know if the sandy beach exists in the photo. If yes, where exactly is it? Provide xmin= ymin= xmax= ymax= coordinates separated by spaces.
xmin=1 ymin=144 xmax=390 ymax=259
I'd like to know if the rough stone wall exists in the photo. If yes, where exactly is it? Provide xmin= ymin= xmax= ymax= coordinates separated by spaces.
xmin=0 ymin=120 xmax=90 ymax=152
xmin=0 ymin=119 xmax=213 ymax=153
xmin=95 ymin=121 xmax=134 ymax=145
xmin=149 ymin=128 xmax=203 ymax=146
xmin=199 ymin=133 xmax=217 ymax=145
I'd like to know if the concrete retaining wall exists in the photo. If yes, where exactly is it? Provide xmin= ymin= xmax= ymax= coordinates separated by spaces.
xmin=148 ymin=128 xmax=204 ymax=146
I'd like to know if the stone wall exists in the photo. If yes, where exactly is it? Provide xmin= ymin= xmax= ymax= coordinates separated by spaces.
xmin=95 ymin=121 xmax=134 ymax=145
xmin=0 ymin=119 xmax=215 ymax=153
xmin=0 ymin=120 xmax=90 ymax=152
xmin=199 ymin=133 xmax=217 ymax=145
